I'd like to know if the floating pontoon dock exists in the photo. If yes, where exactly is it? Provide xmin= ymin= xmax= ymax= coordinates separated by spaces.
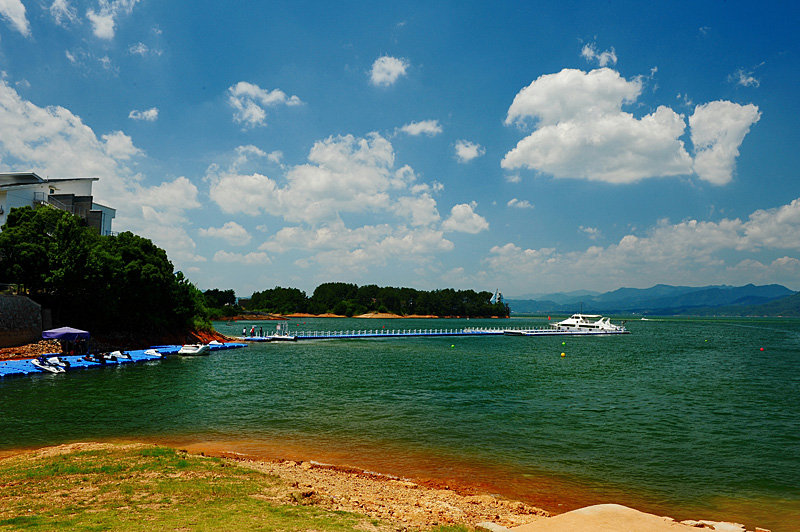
xmin=241 ymin=325 xmax=628 ymax=341
xmin=0 ymin=342 xmax=247 ymax=379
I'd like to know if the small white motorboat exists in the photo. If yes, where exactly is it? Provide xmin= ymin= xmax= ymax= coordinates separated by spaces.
xmin=31 ymin=355 xmax=68 ymax=373
xmin=178 ymin=344 xmax=210 ymax=355
xmin=265 ymin=334 xmax=297 ymax=342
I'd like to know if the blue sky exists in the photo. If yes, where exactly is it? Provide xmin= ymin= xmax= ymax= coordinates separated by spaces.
xmin=1 ymin=1 xmax=798 ymax=297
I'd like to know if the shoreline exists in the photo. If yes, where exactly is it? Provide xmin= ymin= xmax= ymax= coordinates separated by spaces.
xmin=223 ymin=312 xmax=508 ymax=320
xmin=0 ymin=440 xmax=764 ymax=531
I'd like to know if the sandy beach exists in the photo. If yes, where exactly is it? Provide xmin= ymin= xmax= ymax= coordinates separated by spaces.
xmin=0 ymin=441 xmax=765 ymax=531
xmin=225 ymin=454 xmax=760 ymax=531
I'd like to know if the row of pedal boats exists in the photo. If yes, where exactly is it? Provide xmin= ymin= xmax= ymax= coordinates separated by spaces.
xmin=29 ymin=341 xmax=222 ymax=374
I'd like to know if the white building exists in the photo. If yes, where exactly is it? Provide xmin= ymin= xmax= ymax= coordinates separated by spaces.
xmin=0 ymin=172 xmax=115 ymax=235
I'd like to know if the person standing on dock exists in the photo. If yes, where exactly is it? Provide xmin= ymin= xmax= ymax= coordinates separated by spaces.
xmin=259 ymin=326 xmax=263 ymax=337
xmin=242 ymin=327 xmax=246 ymax=336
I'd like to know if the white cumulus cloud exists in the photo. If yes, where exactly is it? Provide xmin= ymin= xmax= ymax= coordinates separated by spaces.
xmin=206 ymin=133 xmax=469 ymax=274
xmin=213 ymin=250 xmax=270 ymax=265
xmin=399 ymin=119 xmax=442 ymax=136
xmin=454 ymin=139 xmax=485 ymax=163
xmin=394 ymin=194 xmax=440 ymax=226
xmin=507 ymin=198 xmax=533 ymax=209
xmin=102 ymin=130 xmax=141 ymax=160
xmin=484 ymin=197 xmax=800 ymax=293
xmin=502 ymin=67 xmax=759 ymax=185
xmin=505 ymin=68 xmax=640 ymax=128
xmin=199 ymin=221 xmax=252 ymax=246
xmin=442 ymin=202 xmax=489 ymax=233
xmin=208 ymin=133 xmax=408 ymax=223
xmin=227 ymin=81 xmax=302 ymax=129
xmin=689 ymin=101 xmax=761 ymax=185
xmin=370 ymin=56 xmax=409 ymax=87
xmin=259 ymin=222 xmax=452 ymax=274
xmin=0 ymin=79 xmax=205 ymax=265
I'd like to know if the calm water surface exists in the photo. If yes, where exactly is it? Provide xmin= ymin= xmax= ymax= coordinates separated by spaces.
xmin=1 ymin=317 xmax=799 ymax=530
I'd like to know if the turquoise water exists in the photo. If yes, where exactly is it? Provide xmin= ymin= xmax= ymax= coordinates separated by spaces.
xmin=1 ymin=317 xmax=799 ymax=529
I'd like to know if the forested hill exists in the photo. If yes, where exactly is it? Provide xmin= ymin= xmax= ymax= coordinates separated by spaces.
xmin=506 ymin=284 xmax=797 ymax=316
xmin=0 ymin=206 xmax=208 ymax=340
xmin=235 ymin=282 xmax=509 ymax=318
xmin=690 ymin=291 xmax=800 ymax=317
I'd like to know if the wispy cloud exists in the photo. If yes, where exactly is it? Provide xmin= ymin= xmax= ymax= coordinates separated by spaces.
xmin=128 ymin=107 xmax=159 ymax=121
xmin=581 ymin=42 xmax=617 ymax=67
xmin=128 ymin=42 xmax=162 ymax=57
xmin=0 ymin=0 xmax=31 ymax=36
xmin=49 ymin=0 xmax=78 ymax=27
xmin=728 ymin=66 xmax=761 ymax=88
xmin=87 ymin=0 xmax=140 ymax=40
xmin=579 ymin=225 xmax=601 ymax=240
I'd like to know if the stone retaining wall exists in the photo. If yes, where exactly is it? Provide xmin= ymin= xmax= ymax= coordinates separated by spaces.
xmin=0 ymin=295 xmax=42 ymax=347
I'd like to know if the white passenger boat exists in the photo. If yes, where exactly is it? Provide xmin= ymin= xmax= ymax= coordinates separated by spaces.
xmin=178 ymin=343 xmax=210 ymax=355
xmin=551 ymin=314 xmax=628 ymax=333
xmin=504 ymin=314 xmax=629 ymax=336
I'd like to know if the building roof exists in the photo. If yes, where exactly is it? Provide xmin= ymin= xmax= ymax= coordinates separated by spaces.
xmin=0 ymin=172 xmax=99 ymax=186
xmin=0 ymin=172 xmax=43 ymax=185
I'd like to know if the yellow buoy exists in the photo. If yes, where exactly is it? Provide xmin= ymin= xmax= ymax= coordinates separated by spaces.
xmin=561 ymin=352 xmax=566 ymax=357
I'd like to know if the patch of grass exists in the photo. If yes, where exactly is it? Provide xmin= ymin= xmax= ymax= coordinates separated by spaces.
xmin=0 ymin=444 xmax=389 ymax=531
xmin=0 ymin=515 xmax=45 ymax=528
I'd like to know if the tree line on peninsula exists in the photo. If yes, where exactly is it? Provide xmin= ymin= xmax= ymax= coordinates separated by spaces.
xmin=0 ymin=205 xmax=508 ymax=344
xmin=204 ymin=283 xmax=510 ymax=318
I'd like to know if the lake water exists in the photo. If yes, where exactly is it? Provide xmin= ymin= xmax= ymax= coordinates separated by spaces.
xmin=1 ymin=317 xmax=798 ymax=530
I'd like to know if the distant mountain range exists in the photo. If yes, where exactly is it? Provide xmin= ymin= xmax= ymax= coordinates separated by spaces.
xmin=506 ymin=284 xmax=799 ymax=316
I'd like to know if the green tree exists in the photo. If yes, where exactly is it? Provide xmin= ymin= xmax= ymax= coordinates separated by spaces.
xmin=204 ymin=288 xmax=236 ymax=308
xmin=250 ymin=287 xmax=307 ymax=314
xmin=0 ymin=206 xmax=208 ymax=336
xmin=309 ymin=282 xmax=358 ymax=314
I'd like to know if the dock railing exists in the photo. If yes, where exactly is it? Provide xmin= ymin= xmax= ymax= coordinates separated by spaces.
xmin=291 ymin=327 xmax=528 ymax=339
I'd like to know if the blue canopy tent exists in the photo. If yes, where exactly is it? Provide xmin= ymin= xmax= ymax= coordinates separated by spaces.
xmin=42 ymin=327 xmax=90 ymax=341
